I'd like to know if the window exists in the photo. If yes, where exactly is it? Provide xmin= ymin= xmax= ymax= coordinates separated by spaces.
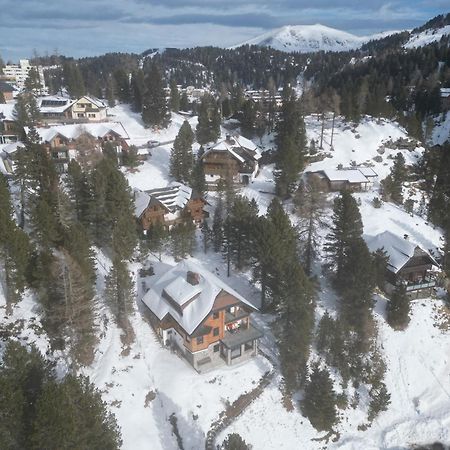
xmin=196 ymin=336 xmax=204 ymax=345
xmin=244 ymin=341 xmax=253 ymax=351
xmin=212 ymin=312 xmax=219 ymax=320
xmin=213 ymin=327 xmax=219 ymax=337
xmin=213 ymin=344 xmax=220 ymax=353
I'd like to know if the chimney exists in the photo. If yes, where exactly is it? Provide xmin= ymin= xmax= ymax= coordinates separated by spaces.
xmin=186 ymin=271 xmax=200 ymax=286
xmin=225 ymin=134 xmax=235 ymax=145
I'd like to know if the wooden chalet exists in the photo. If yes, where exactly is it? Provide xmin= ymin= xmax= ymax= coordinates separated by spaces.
xmin=307 ymin=168 xmax=377 ymax=192
xmin=0 ymin=81 xmax=14 ymax=102
xmin=365 ymin=231 xmax=440 ymax=298
xmin=142 ymin=260 xmax=263 ymax=373
xmin=25 ymin=122 xmax=129 ymax=172
xmin=134 ymin=182 xmax=207 ymax=231
xmin=0 ymin=104 xmax=19 ymax=144
xmin=201 ymin=134 xmax=261 ymax=188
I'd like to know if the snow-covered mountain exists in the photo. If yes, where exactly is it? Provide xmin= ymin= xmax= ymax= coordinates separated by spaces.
xmin=404 ymin=24 xmax=450 ymax=49
xmin=233 ymin=24 xmax=398 ymax=53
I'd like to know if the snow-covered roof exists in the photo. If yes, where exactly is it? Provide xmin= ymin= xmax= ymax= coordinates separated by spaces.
xmin=0 ymin=103 xmax=15 ymax=121
xmin=134 ymin=182 xmax=195 ymax=218
xmin=204 ymin=133 xmax=261 ymax=163
xmin=208 ymin=140 xmax=245 ymax=163
xmin=0 ymin=141 xmax=24 ymax=155
xmin=142 ymin=260 xmax=257 ymax=335
xmin=441 ymin=88 xmax=450 ymax=98
xmin=25 ymin=122 xmax=129 ymax=143
xmin=322 ymin=168 xmax=370 ymax=184
xmin=364 ymin=231 xmax=438 ymax=274
xmin=134 ymin=190 xmax=152 ymax=218
xmin=37 ymin=95 xmax=75 ymax=113
xmin=357 ymin=167 xmax=378 ymax=178
xmin=146 ymin=182 xmax=192 ymax=212
xmin=164 ymin=276 xmax=202 ymax=307
xmin=75 ymin=96 xmax=107 ymax=108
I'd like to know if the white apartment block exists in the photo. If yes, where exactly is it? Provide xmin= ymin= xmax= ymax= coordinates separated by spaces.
xmin=2 ymin=59 xmax=47 ymax=94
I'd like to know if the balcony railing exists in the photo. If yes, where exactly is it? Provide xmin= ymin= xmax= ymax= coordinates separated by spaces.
xmin=397 ymin=277 xmax=436 ymax=292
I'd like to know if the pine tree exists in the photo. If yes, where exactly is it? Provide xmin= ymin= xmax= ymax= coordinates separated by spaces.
xmin=372 ymin=248 xmax=389 ymax=290
xmin=63 ymin=61 xmax=85 ymax=98
xmin=0 ymin=174 xmax=31 ymax=308
xmin=66 ymin=160 xmax=94 ymax=230
xmin=240 ymin=100 xmax=257 ymax=137
xmin=383 ymin=152 xmax=407 ymax=204
xmin=0 ymin=342 xmax=121 ymax=450
xmin=13 ymin=93 xmax=41 ymax=130
xmin=386 ymin=285 xmax=410 ymax=330
xmin=130 ymin=69 xmax=145 ymax=112
xmin=274 ymin=84 xmax=307 ymax=197
xmin=105 ymin=258 xmax=134 ymax=335
xmin=179 ymin=91 xmax=189 ymax=111
xmin=302 ymin=364 xmax=338 ymax=432
xmin=212 ymin=197 xmax=224 ymax=252
xmin=170 ymin=222 xmax=196 ymax=260
xmin=277 ymin=261 xmax=315 ymax=393
xmin=294 ymin=178 xmax=327 ymax=275
xmin=0 ymin=342 xmax=53 ymax=450
xmin=30 ymin=375 xmax=122 ymax=450
xmin=221 ymin=433 xmax=249 ymax=450
xmin=325 ymin=191 xmax=375 ymax=332
xmin=24 ymin=67 xmax=43 ymax=94
xmin=142 ymin=63 xmax=170 ymax=128
xmin=113 ymin=68 xmax=131 ymax=103
xmin=145 ymin=222 xmax=168 ymax=260
xmin=170 ymin=120 xmax=194 ymax=183
xmin=190 ymin=156 xmax=206 ymax=195
xmin=45 ymin=250 xmax=97 ymax=365
xmin=324 ymin=191 xmax=364 ymax=285
xmin=196 ymin=94 xmax=220 ymax=145
xmin=253 ymin=198 xmax=298 ymax=310
xmin=169 ymin=78 xmax=180 ymax=112
xmin=90 ymin=158 xmax=137 ymax=255
xmin=226 ymin=196 xmax=259 ymax=270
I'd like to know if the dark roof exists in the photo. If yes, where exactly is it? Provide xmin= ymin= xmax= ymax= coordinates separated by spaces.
xmin=0 ymin=81 xmax=14 ymax=93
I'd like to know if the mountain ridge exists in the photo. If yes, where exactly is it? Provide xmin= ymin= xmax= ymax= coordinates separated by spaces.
xmin=231 ymin=24 xmax=401 ymax=53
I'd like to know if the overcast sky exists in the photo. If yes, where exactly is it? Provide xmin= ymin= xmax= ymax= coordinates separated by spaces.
xmin=0 ymin=0 xmax=447 ymax=61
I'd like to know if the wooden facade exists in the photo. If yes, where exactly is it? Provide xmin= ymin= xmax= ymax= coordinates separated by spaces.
xmin=138 ymin=195 xmax=207 ymax=231
xmin=142 ymin=262 xmax=263 ymax=373
xmin=202 ymin=150 xmax=242 ymax=180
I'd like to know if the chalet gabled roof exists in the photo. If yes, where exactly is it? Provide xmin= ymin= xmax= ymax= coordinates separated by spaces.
xmin=202 ymin=133 xmax=262 ymax=164
xmin=75 ymin=95 xmax=107 ymax=109
xmin=24 ymin=122 xmax=129 ymax=143
xmin=145 ymin=182 xmax=193 ymax=213
xmin=142 ymin=259 xmax=257 ymax=335
xmin=134 ymin=182 xmax=197 ymax=218
xmin=364 ymin=231 xmax=439 ymax=274
xmin=0 ymin=81 xmax=14 ymax=93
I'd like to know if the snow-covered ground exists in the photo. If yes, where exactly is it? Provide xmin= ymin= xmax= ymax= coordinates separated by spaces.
xmin=404 ymin=25 xmax=450 ymax=50
xmin=2 ymin=106 xmax=449 ymax=450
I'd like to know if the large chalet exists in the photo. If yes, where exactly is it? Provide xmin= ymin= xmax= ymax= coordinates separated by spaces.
xmin=365 ymin=231 xmax=440 ymax=298
xmin=134 ymin=182 xmax=207 ymax=231
xmin=37 ymin=95 xmax=108 ymax=123
xmin=25 ymin=122 xmax=129 ymax=172
xmin=201 ymin=134 xmax=261 ymax=188
xmin=142 ymin=260 xmax=263 ymax=373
